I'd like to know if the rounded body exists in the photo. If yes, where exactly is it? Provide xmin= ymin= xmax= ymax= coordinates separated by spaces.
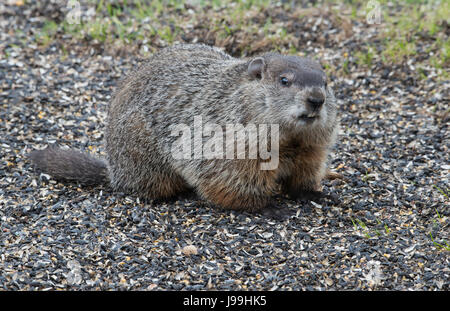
xmin=105 ymin=44 xmax=339 ymax=211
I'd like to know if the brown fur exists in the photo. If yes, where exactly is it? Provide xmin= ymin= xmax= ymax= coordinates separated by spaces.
xmin=29 ymin=44 xmax=339 ymax=212
xmin=197 ymin=159 xmax=278 ymax=211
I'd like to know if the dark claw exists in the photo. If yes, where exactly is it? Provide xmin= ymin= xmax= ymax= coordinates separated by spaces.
xmin=290 ymin=190 xmax=324 ymax=202
xmin=290 ymin=189 xmax=340 ymax=205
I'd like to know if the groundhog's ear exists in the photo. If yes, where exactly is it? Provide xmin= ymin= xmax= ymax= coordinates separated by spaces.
xmin=248 ymin=57 xmax=265 ymax=80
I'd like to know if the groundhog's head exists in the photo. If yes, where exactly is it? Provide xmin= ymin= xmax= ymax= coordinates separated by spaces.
xmin=247 ymin=53 xmax=337 ymax=132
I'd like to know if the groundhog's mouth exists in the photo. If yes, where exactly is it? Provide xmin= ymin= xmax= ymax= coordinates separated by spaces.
xmin=297 ymin=113 xmax=319 ymax=123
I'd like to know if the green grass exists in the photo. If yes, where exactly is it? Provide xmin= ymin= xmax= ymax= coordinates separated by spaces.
xmin=350 ymin=217 xmax=391 ymax=239
xmin=31 ymin=0 xmax=449 ymax=79
xmin=433 ymin=185 xmax=449 ymax=199
xmin=355 ymin=46 xmax=375 ymax=68
xmin=429 ymin=232 xmax=450 ymax=251
xmin=428 ymin=185 xmax=449 ymax=251
xmin=35 ymin=20 xmax=59 ymax=46
xmin=351 ymin=213 xmax=449 ymax=252
xmin=383 ymin=38 xmax=417 ymax=62
xmin=328 ymin=0 xmax=448 ymax=79
xmin=379 ymin=0 xmax=449 ymax=75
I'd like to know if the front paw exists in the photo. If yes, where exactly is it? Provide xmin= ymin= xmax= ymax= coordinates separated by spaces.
xmin=288 ymin=189 xmax=324 ymax=203
xmin=258 ymin=202 xmax=294 ymax=221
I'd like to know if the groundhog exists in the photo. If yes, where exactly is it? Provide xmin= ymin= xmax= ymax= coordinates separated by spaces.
xmin=30 ymin=44 xmax=339 ymax=213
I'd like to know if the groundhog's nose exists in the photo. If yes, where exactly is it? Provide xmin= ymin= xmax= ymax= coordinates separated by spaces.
xmin=306 ymin=88 xmax=325 ymax=110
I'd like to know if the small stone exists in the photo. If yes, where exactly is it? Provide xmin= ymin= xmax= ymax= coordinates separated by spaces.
xmin=66 ymin=271 xmax=82 ymax=285
xmin=147 ymin=284 xmax=158 ymax=290
xmin=182 ymin=245 xmax=198 ymax=256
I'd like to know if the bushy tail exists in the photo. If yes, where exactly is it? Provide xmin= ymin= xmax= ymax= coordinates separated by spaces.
xmin=29 ymin=146 xmax=109 ymax=186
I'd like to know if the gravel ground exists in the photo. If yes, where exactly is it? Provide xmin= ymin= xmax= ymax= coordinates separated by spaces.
xmin=0 ymin=1 xmax=449 ymax=290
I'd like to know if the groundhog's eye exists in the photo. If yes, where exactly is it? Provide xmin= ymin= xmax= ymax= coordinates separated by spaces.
xmin=280 ymin=77 xmax=290 ymax=86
